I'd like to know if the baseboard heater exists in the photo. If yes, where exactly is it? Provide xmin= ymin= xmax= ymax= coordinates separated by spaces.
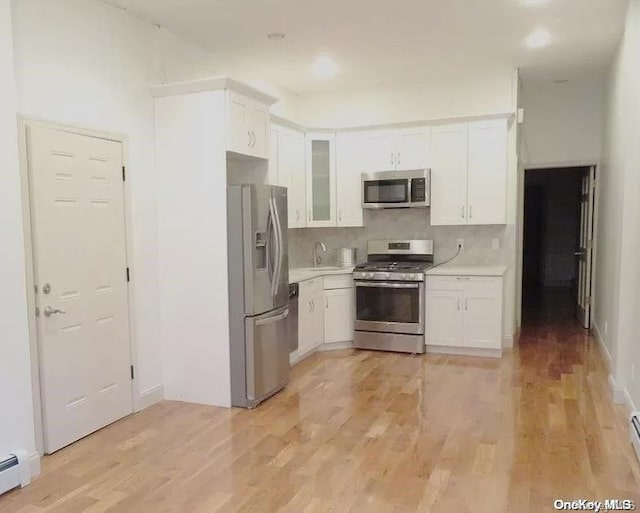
xmin=0 ymin=452 xmax=30 ymax=496
xmin=631 ymin=412 xmax=640 ymax=464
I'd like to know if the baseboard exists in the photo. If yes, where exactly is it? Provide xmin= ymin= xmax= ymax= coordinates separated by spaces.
xmin=592 ymin=322 xmax=613 ymax=371
xmin=27 ymin=451 xmax=40 ymax=481
xmin=609 ymin=374 xmax=626 ymax=405
xmin=503 ymin=336 xmax=514 ymax=349
xmin=138 ymin=384 xmax=164 ymax=411
xmin=317 ymin=341 xmax=353 ymax=352
xmin=426 ymin=345 xmax=502 ymax=359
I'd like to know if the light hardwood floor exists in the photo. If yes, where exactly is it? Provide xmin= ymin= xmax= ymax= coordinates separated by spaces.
xmin=2 ymin=314 xmax=639 ymax=513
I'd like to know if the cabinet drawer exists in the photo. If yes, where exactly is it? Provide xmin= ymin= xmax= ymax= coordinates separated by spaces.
xmin=299 ymin=277 xmax=324 ymax=297
xmin=323 ymin=274 xmax=354 ymax=290
xmin=426 ymin=275 xmax=501 ymax=291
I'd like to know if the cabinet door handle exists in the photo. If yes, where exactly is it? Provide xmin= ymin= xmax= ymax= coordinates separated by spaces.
xmin=309 ymin=300 xmax=313 ymax=313
xmin=457 ymin=298 xmax=461 ymax=311
xmin=469 ymin=206 xmax=473 ymax=219
xmin=465 ymin=298 xmax=469 ymax=311
xmin=397 ymin=152 xmax=401 ymax=166
xmin=461 ymin=205 xmax=465 ymax=219
xmin=248 ymin=131 xmax=252 ymax=148
xmin=325 ymin=297 xmax=329 ymax=309
xmin=390 ymin=152 xmax=394 ymax=166
xmin=296 ymin=209 xmax=300 ymax=221
xmin=338 ymin=209 xmax=342 ymax=222
xmin=308 ymin=209 xmax=312 ymax=222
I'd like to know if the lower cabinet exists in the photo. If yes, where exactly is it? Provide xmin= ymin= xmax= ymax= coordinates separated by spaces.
xmin=425 ymin=275 xmax=503 ymax=352
xmin=296 ymin=278 xmax=324 ymax=358
xmin=324 ymin=287 xmax=355 ymax=344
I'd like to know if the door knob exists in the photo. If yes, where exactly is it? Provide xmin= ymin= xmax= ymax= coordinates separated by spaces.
xmin=44 ymin=306 xmax=66 ymax=317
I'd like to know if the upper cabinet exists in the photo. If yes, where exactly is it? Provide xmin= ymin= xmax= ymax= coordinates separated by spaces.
xmin=336 ymin=132 xmax=365 ymax=227
xmin=227 ymin=90 xmax=270 ymax=159
xmin=364 ymin=127 xmax=430 ymax=172
xmin=305 ymin=132 xmax=337 ymax=228
xmin=430 ymin=119 xmax=508 ymax=226
xmin=270 ymin=125 xmax=307 ymax=228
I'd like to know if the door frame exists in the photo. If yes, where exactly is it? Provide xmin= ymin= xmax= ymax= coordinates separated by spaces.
xmin=18 ymin=118 xmax=140 ymax=455
xmin=515 ymin=160 xmax=600 ymax=332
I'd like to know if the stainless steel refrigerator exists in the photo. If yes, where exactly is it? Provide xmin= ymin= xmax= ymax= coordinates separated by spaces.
xmin=227 ymin=184 xmax=290 ymax=408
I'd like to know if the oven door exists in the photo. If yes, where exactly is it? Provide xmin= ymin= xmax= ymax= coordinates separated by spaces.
xmin=362 ymin=177 xmax=410 ymax=208
xmin=354 ymin=281 xmax=424 ymax=335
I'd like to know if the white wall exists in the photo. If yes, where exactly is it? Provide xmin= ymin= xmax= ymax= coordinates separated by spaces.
xmin=520 ymin=78 xmax=606 ymax=167
xmin=0 ymin=0 xmax=37 ymax=460
xmin=595 ymin=0 xmax=640 ymax=409
xmin=294 ymin=68 xmax=516 ymax=128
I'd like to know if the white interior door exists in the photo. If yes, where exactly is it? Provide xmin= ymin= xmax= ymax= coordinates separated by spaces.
xmin=576 ymin=166 xmax=596 ymax=328
xmin=28 ymin=126 xmax=133 ymax=453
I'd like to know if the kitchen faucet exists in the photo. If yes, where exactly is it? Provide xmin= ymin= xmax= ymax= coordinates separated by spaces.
xmin=313 ymin=242 xmax=327 ymax=267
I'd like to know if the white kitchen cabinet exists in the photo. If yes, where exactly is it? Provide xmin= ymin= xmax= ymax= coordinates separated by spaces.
xmin=430 ymin=119 xmax=508 ymax=226
xmin=430 ymin=123 xmax=468 ymax=226
xmin=364 ymin=128 xmax=430 ymax=172
xmin=306 ymin=132 xmax=337 ymax=227
xmin=270 ymin=125 xmax=307 ymax=228
xmin=323 ymin=276 xmax=355 ymax=344
xmin=336 ymin=132 xmax=365 ymax=227
xmin=296 ymin=278 xmax=324 ymax=358
xmin=227 ymin=90 xmax=269 ymax=159
xmin=425 ymin=289 xmax=464 ymax=346
xmin=425 ymin=275 xmax=503 ymax=352
xmin=466 ymin=119 xmax=508 ymax=225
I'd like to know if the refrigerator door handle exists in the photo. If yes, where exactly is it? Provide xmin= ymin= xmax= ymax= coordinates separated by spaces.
xmin=272 ymin=195 xmax=284 ymax=298
xmin=255 ymin=307 xmax=289 ymax=326
xmin=266 ymin=206 xmax=275 ymax=288
xmin=269 ymin=197 xmax=280 ymax=297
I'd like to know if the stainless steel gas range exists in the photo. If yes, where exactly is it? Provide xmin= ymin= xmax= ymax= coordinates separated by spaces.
xmin=353 ymin=240 xmax=434 ymax=354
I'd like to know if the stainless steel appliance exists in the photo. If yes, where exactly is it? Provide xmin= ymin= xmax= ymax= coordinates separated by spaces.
xmin=227 ymin=184 xmax=290 ymax=408
xmin=362 ymin=170 xmax=430 ymax=209
xmin=353 ymin=240 xmax=434 ymax=354
xmin=287 ymin=283 xmax=299 ymax=353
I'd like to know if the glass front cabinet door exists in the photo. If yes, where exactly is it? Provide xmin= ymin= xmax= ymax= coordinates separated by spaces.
xmin=305 ymin=132 xmax=336 ymax=227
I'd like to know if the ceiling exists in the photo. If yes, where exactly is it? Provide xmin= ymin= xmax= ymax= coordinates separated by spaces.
xmin=105 ymin=0 xmax=628 ymax=93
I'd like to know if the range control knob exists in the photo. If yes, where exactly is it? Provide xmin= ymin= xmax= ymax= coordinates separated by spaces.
xmin=400 ymin=273 xmax=407 ymax=280
xmin=367 ymin=272 xmax=374 ymax=279
xmin=409 ymin=274 xmax=418 ymax=280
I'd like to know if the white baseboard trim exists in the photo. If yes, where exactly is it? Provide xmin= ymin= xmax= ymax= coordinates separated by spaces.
xmin=592 ymin=322 xmax=613 ymax=371
xmin=609 ymin=374 xmax=626 ymax=405
xmin=503 ymin=336 xmax=514 ymax=349
xmin=27 ymin=451 xmax=41 ymax=481
xmin=317 ymin=341 xmax=353 ymax=352
xmin=138 ymin=384 xmax=164 ymax=411
xmin=426 ymin=345 xmax=502 ymax=359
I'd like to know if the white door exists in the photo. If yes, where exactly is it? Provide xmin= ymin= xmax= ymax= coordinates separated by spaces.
xmin=425 ymin=289 xmax=464 ymax=346
xmin=395 ymin=128 xmax=430 ymax=171
xmin=288 ymin=131 xmax=307 ymax=228
xmin=28 ymin=126 xmax=133 ymax=453
xmin=462 ymin=290 xmax=502 ymax=349
xmin=365 ymin=131 xmax=397 ymax=172
xmin=306 ymin=133 xmax=336 ymax=227
xmin=268 ymin=127 xmax=279 ymax=185
xmin=324 ymin=288 xmax=355 ymax=343
xmin=430 ymin=124 xmax=468 ymax=226
xmin=247 ymin=101 xmax=269 ymax=159
xmin=467 ymin=119 xmax=508 ymax=225
xmin=576 ymin=166 xmax=596 ymax=328
xmin=336 ymin=132 xmax=365 ymax=227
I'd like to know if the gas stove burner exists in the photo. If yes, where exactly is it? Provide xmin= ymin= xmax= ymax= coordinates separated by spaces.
xmin=354 ymin=239 xmax=434 ymax=282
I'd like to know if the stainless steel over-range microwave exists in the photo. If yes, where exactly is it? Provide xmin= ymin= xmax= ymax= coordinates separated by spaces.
xmin=362 ymin=170 xmax=430 ymax=209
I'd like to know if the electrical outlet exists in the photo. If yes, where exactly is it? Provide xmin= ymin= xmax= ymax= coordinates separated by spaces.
xmin=492 ymin=238 xmax=500 ymax=250
xmin=604 ymin=321 xmax=608 ymax=336
xmin=456 ymin=239 xmax=464 ymax=250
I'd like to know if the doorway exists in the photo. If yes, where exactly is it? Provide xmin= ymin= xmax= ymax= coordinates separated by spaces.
xmin=522 ymin=166 xmax=596 ymax=327
xmin=25 ymin=124 xmax=134 ymax=453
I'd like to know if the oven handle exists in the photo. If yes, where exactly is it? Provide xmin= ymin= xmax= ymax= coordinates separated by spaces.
xmin=355 ymin=281 xmax=420 ymax=289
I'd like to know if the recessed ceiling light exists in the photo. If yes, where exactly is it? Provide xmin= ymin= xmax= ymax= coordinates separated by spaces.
xmin=554 ymin=79 xmax=569 ymax=83
xmin=525 ymin=28 xmax=551 ymax=49
xmin=267 ymin=33 xmax=286 ymax=40
xmin=312 ymin=55 xmax=339 ymax=79
xmin=519 ymin=0 xmax=550 ymax=5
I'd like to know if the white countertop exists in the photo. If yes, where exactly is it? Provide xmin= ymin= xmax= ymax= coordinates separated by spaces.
xmin=426 ymin=265 xmax=508 ymax=277
xmin=289 ymin=266 xmax=355 ymax=284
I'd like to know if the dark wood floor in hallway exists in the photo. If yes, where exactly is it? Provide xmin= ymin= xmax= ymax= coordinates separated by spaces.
xmin=2 ymin=308 xmax=639 ymax=512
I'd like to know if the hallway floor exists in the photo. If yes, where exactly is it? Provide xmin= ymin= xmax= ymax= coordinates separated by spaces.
xmin=1 ymin=313 xmax=639 ymax=512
